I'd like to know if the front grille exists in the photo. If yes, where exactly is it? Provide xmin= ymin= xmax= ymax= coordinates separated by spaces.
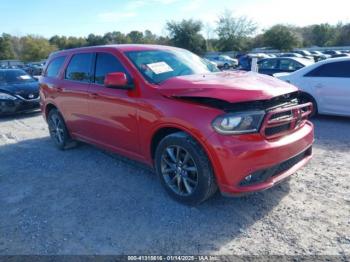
xmin=265 ymin=123 xmax=291 ymax=136
xmin=260 ymin=102 xmax=313 ymax=139
xmin=240 ymin=147 xmax=312 ymax=186
xmin=272 ymin=149 xmax=309 ymax=177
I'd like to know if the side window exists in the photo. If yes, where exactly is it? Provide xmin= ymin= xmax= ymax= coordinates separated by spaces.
xmin=259 ymin=59 xmax=278 ymax=70
xmin=94 ymin=53 xmax=130 ymax=85
xmin=305 ymin=61 xmax=350 ymax=78
xmin=279 ymin=59 xmax=302 ymax=71
xmin=46 ymin=56 xmax=66 ymax=78
xmin=65 ymin=53 xmax=93 ymax=82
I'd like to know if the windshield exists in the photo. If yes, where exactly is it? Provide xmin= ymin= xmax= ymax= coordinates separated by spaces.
xmin=125 ymin=49 xmax=219 ymax=84
xmin=0 ymin=69 xmax=35 ymax=84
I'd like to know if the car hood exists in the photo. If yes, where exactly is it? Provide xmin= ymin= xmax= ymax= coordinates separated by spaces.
xmin=158 ymin=71 xmax=298 ymax=103
xmin=0 ymin=81 xmax=39 ymax=97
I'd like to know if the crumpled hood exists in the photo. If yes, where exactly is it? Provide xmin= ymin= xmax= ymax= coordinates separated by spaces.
xmin=158 ymin=71 xmax=298 ymax=103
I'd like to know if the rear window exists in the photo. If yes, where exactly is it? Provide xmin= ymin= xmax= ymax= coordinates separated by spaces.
xmin=46 ymin=56 xmax=66 ymax=78
xmin=65 ymin=53 xmax=93 ymax=82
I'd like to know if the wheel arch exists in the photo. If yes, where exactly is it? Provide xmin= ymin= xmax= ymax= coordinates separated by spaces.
xmin=149 ymin=125 xmax=213 ymax=164
xmin=150 ymin=126 xmax=186 ymax=161
xmin=299 ymin=91 xmax=318 ymax=114
xmin=44 ymin=103 xmax=58 ymax=119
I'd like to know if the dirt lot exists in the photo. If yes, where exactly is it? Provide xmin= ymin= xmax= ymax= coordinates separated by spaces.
xmin=0 ymin=111 xmax=349 ymax=256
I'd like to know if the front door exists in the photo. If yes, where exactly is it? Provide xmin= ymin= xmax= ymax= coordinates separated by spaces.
xmin=87 ymin=52 xmax=140 ymax=155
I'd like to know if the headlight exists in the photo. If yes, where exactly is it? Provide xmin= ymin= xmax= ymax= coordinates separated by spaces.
xmin=212 ymin=111 xmax=265 ymax=135
xmin=0 ymin=92 xmax=17 ymax=100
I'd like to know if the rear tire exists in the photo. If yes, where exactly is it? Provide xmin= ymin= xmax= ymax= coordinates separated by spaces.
xmin=47 ymin=109 xmax=76 ymax=150
xmin=155 ymin=132 xmax=217 ymax=205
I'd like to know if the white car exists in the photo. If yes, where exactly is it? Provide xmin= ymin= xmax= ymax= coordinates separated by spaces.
xmin=207 ymin=55 xmax=238 ymax=69
xmin=275 ymin=57 xmax=350 ymax=117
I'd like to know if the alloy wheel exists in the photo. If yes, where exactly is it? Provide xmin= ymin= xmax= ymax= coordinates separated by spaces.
xmin=160 ymin=145 xmax=198 ymax=196
xmin=48 ymin=114 xmax=64 ymax=144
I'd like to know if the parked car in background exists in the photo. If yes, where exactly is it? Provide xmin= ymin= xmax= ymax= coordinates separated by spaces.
xmin=258 ymin=57 xmax=313 ymax=76
xmin=279 ymin=53 xmax=304 ymax=58
xmin=322 ymin=50 xmax=342 ymax=57
xmin=275 ymin=57 xmax=350 ymax=117
xmin=309 ymin=51 xmax=330 ymax=61
xmin=40 ymin=44 xmax=314 ymax=205
xmin=237 ymin=53 xmax=270 ymax=70
xmin=330 ymin=53 xmax=350 ymax=58
xmin=206 ymin=55 xmax=238 ymax=70
xmin=266 ymin=54 xmax=277 ymax=58
xmin=293 ymin=50 xmax=315 ymax=61
xmin=280 ymin=52 xmax=314 ymax=61
xmin=202 ymin=58 xmax=219 ymax=71
xmin=0 ymin=69 xmax=40 ymax=115
xmin=24 ymin=62 xmax=45 ymax=77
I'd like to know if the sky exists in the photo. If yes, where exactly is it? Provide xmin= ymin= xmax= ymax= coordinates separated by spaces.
xmin=1 ymin=0 xmax=349 ymax=38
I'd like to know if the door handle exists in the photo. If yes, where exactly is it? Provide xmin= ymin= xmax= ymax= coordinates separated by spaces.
xmin=89 ymin=93 xmax=99 ymax=99
xmin=315 ymin=83 xmax=323 ymax=89
xmin=56 ymin=87 xmax=63 ymax=92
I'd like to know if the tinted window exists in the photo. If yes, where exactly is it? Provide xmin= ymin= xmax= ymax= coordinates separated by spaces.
xmin=65 ymin=53 xmax=93 ymax=82
xmin=94 ymin=53 xmax=129 ymax=85
xmin=46 ymin=56 xmax=66 ymax=78
xmin=305 ymin=61 xmax=350 ymax=78
xmin=259 ymin=59 xmax=278 ymax=70
xmin=279 ymin=59 xmax=303 ymax=71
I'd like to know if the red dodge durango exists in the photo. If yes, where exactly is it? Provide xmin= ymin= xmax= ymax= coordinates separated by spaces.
xmin=39 ymin=45 xmax=314 ymax=205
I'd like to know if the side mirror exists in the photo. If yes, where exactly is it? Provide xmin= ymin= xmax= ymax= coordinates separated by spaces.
xmin=104 ymin=72 xmax=133 ymax=90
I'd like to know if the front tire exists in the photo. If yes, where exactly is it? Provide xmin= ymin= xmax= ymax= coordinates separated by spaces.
xmin=47 ymin=109 xmax=75 ymax=150
xmin=155 ymin=132 xmax=217 ymax=205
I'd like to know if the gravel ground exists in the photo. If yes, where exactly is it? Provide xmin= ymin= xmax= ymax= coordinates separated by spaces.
xmin=0 ymin=111 xmax=349 ymax=256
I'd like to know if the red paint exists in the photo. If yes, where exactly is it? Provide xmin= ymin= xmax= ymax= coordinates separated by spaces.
xmin=40 ymin=45 xmax=314 ymax=196
xmin=159 ymin=71 xmax=298 ymax=103
xmin=104 ymin=72 xmax=128 ymax=88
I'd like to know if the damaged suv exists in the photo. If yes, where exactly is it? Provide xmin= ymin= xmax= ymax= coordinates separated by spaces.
xmin=40 ymin=45 xmax=314 ymax=205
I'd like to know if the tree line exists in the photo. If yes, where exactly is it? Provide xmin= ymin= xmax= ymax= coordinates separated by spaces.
xmin=1 ymin=10 xmax=350 ymax=62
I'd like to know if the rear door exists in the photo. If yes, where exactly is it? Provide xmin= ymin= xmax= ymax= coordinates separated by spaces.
xmin=59 ymin=52 xmax=94 ymax=137
xmin=303 ymin=61 xmax=350 ymax=115
xmin=87 ymin=52 xmax=140 ymax=154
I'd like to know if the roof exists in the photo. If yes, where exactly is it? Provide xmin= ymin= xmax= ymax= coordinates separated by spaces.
xmin=50 ymin=44 xmax=180 ymax=57
xmin=259 ymin=57 xmax=313 ymax=66
xmin=290 ymin=57 xmax=314 ymax=66
xmin=318 ymin=56 xmax=350 ymax=64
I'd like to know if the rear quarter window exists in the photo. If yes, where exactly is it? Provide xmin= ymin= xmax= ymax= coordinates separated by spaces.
xmin=305 ymin=61 xmax=350 ymax=78
xmin=46 ymin=56 xmax=66 ymax=78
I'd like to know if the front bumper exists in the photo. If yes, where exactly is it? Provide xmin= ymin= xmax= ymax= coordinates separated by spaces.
xmin=0 ymin=98 xmax=40 ymax=115
xmin=205 ymin=121 xmax=314 ymax=195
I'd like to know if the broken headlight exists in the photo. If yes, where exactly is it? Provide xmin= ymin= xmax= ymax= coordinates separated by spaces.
xmin=212 ymin=111 xmax=265 ymax=135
